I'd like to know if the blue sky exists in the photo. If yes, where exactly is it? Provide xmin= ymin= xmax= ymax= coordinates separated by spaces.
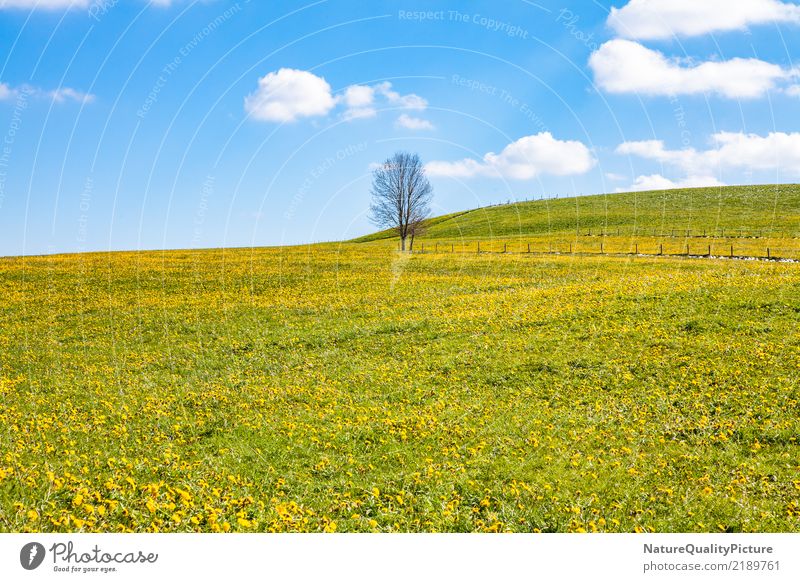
xmin=1 ymin=0 xmax=799 ymax=256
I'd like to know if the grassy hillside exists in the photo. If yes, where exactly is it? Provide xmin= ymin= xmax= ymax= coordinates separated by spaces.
xmin=1 ymin=242 xmax=799 ymax=533
xmin=355 ymin=184 xmax=800 ymax=242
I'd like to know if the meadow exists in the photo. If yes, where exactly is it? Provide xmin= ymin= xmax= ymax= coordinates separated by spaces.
xmin=1 ymin=185 xmax=799 ymax=533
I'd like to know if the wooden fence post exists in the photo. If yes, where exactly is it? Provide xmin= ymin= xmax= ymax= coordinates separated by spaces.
xmin=659 ymin=244 xmax=663 ymax=255
xmin=600 ymin=242 xmax=604 ymax=254
xmin=477 ymin=241 xmax=480 ymax=254
xmin=452 ymin=243 xmax=454 ymax=253
xmin=527 ymin=243 xmax=531 ymax=253
xmin=635 ymin=243 xmax=638 ymax=254
xmin=730 ymin=244 xmax=734 ymax=258
xmin=707 ymin=245 xmax=711 ymax=256
xmin=767 ymin=247 xmax=771 ymax=259
xmin=503 ymin=243 xmax=507 ymax=253
xmin=435 ymin=242 xmax=438 ymax=253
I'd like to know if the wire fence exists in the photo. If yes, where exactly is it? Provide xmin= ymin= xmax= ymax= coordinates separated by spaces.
xmin=569 ymin=228 xmax=799 ymax=239
xmin=407 ymin=239 xmax=800 ymax=262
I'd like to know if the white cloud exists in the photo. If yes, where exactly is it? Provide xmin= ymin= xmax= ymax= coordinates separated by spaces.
xmin=426 ymin=132 xmax=596 ymax=180
xmin=245 ymin=72 xmax=430 ymax=123
xmin=0 ymin=0 xmax=87 ymax=7
xmin=709 ymin=131 xmax=800 ymax=172
xmin=0 ymin=0 xmax=173 ymax=8
xmin=376 ymin=82 xmax=427 ymax=110
xmin=787 ymin=84 xmax=800 ymax=97
xmin=616 ymin=139 xmax=699 ymax=169
xmin=49 ymin=87 xmax=94 ymax=104
xmin=342 ymin=85 xmax=374 ymax=108
xmin=589 ymin=39 xmax=790 ymax=98
xmin=0 ymin=81 xmax=94 ymax=103
xmin=339 ymin=81 xmax=427 ymax=121
xmin=608 ymin=0 xmax=800 ymax=40
xmin=340 ymin=85 xmax=376 ymax=119
xmin=622 ymin=174 xmax=725 ymax=192
xmin=617 ymin=131 xmax=800 ymax=177
xmin=395 ymin=114 xmax=434 ymax=131
xmin=342 ymin=106 xmax=377 ymax=121
xmin=0 ymin=82 xmax=17 ymax=100
xmin=244 ymin=68 xmax=336 ymax=123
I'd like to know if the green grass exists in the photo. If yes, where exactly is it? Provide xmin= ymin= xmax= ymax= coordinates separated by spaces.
xmin=1 ymin=185 xmax=799 ymax=533
xmin=354 ymin=184 xmax=800 ymax=241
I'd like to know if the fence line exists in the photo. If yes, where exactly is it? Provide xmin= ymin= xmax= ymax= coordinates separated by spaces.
xmin=573 ymin=228 xmax=798 ymax=239
xmin=405 ymin=240 xmax=800 ymax=262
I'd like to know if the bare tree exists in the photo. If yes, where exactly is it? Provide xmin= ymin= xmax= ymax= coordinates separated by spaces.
xmin=369 ymin=152 xmax=433 ymax=251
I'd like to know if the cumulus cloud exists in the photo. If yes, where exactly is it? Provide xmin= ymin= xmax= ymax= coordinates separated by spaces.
xmin=617 ymin=131 xmax=800 ymax=178
xmin=48 ymin=87 xmax=95 ymax=104
xmin=622 ymin=174 xmax=725 ymax=192
xmin=339 ymin=81 xmax=427 ymax=121
xmin=377 ymin=82 xmax=427 ymax=110
xmin=0 ymin=0 xmax=173 ymax=8
xmin=426 ymin=132 xmax=596 ymax=180
xmin=245 ymin=71 xmax=429 ymax=123
xmin=0 ymin=0 xmax=87 ymax=7
xmin=608 ymin=0 xmax=800 ymax=40
xmin=244 ymin=68 xmax=337 ymax=123
xmin=341 ymin=107 xmax=377 ymax=121
xmin=0 ymin=81 xmax=94 ymax=103
xmin=589 ymin=39 xmax=790 ymax=98
xmin=0 ymin=82 xmax=16 ymax=100
xmin=395 ymin=114 xmax=434 ymax=131
xmin=340 ymin=84 xmax=376 ymax=119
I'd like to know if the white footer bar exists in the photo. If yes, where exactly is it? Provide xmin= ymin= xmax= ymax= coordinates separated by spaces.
xmin=1 ymin=533 xmax=797 ymax=582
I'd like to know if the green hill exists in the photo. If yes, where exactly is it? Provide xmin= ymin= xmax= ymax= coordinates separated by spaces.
xmin=355 ymin=184 xmax=800 ymax=242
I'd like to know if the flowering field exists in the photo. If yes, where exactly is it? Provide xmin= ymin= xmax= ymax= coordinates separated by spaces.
xmin=1 ymin=239 xmax=798 ymax=533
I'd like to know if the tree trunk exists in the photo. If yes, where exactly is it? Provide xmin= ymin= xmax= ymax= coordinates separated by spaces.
xmin=409 ymin=234 xmax=415 ymax=252
xmin=400 ymin=236 xmax=406 ymax=251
